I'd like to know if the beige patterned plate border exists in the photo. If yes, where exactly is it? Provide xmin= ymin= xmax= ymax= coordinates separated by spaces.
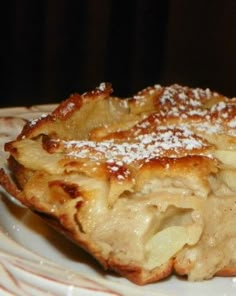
xmin=0 ymin=106 xmax=236 ymax=296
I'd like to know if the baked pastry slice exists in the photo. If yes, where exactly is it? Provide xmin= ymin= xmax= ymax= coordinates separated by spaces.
xmin=1 ymin=83 xmax=236 ymax=285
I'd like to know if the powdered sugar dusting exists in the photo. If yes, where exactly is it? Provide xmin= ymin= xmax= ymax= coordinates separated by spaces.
xmin=211 ymin=102 xmax=227 ymax=112
xmin=61 ymin=102 xmax=76 ymax=116
xmin=25 ymin=84 xmax=236 ymax=168
xmin=158 ymin=84 xmax=212 ymax=117
xmin=60 ymin=126 xmax=208 ymax=165
xmin=29 ymin=113 xmax=48 ymax=127
xmin=228 ymin=120 xmax=236 ymax=128
xmin=131 ymin=84 xmax=236 ymax=137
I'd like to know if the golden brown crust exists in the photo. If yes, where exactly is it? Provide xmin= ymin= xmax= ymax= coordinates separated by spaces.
xmin=1 ymin=83 xmax=236 ymax=285
xmin=216 ymin=267 xmax=236 ymax=276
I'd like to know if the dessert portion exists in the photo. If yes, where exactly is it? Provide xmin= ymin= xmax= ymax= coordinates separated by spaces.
xmin=1 ymin=83 xmax=236 ymax=285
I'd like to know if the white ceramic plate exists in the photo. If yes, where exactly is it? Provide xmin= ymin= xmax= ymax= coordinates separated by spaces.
xmin=0 ymin=106 xmax=236 ymax=296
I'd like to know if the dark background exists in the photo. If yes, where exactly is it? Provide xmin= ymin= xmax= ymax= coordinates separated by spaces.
xmin=1 ymin=1 xmax=236 ymax=107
